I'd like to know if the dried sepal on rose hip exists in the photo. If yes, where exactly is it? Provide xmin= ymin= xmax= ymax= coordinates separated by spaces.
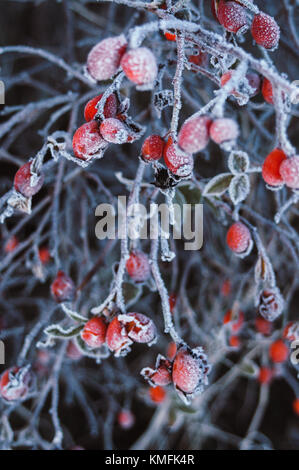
xmin=262 ymin=148 xmax=287 ymax=189
xmin=106 ymin=316 xmax=133 ymax=357
xmin=209 ymin=118 xmax=239 ymax=149
xmin=141 ymin=135 xmax=165 ymax=162
xmin=258 ymin=287 xmax=284 ymax=322
xmin=84 ymin=93 xmax=118 ymax=122
xmin=251 ymin=13 xmax=280 ymax=50
xmin=87 ymin=34 xmax=127 ymax=81
xmin=120 ymin=47 xmax=158 ymax=89
xmin=141 ymin=354 xmax=172 ymax=387
xmin=126 ymin=250 xmax=151 ymax=283
xmin=172 ymin=345 xmax=211 ymax=404
xmin=118 ymin=312 xmax=157 ymax=345
xmin=72 ymin=121 xmax=108 ymax=161
xmin=51 ymin=270 xmax=75 ymax=303
xmin=80 ymin=316 xmax=107 ymax=349
xmin=14 ymin=161 xmax=44 ymax=198
xmin=178 ymin=114 xmax=212 ymax=154
xmin=279 ymin=156 xmax=299 ymax=189
xmin=217 ymin=0 xmax=248 ymax=33
xmin=0 ymin=365 xmax=33 ymax=402
xmin=163 ymin=136 xmax=194 ymax=177
xmin=226 ymin=222 xmax=253 ymax=257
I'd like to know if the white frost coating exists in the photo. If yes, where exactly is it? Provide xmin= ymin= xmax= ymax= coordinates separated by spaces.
xmin=178 ymin=115 xmax=211 ymax=154
xmin=87 ymin=34 xmax=127 ymax=81
xmin=121 ymin=47 xmax=158 ymax=86
xmin=165 ymin=142 xmax=194 ymax=177
xmin=210 ymin=118 xmax=239 ymax=144
xmin=118 ymin=312 xmax=157 ymax=344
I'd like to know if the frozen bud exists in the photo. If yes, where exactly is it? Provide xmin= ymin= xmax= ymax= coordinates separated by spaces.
xmin=258 ymin=287 xmax=284 ymax=322
xmin=100 ymin=118 xmax=129 ymax=144
xmin=121 ymin=47 xmax=158 ymax=87
xmin=51 ymin=271 xmax=75 ymax=303
xmin=251 ymin=13 xmax=280 ymax=50
xmin=87 ymin=35 xmax=127 ymax=81
xmin=0 ymin=366 xmax=32 ymax=402
xmin=279 ymin=156 xmax=299 ymax=189
xmin=72 ymin=121 xmax=108 ymax=161
xmin=106 ymin=317 xmax=132 ymax=357
xmin=209 ymin=118 xmax=239 ymax=146
xmin=178 ymin=115 xmax=212 ymax=154
xmin=172 ymin=346 xmax=211 ymax=403
xmin=141 ymin=354 xmax=172 ymax=387
xmin=164 ymin=137 xmax=194 ymax=177
xmin=81 ymin=317 xmax=107 ymax=349
xmin=14 ymin=161 xmax=44 ymax=198
xmin=119 ymin=312 xmax=157 ymax=345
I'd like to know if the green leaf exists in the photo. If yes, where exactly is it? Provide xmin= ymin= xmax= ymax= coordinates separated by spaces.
xmin=178 ymin=183 xmax=202 ymax=205
xmin=61 ymin=304 xmax=87 ymax=323
xmin=123 ymin=282 xmax=142 ymax=307
xmin=44 ymin=323 xmax=84 ymax=339
xmin=203 ymin=173 xmax=233 ymax=197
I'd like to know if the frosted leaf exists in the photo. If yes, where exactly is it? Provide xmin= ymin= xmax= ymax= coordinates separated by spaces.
xmin=203 ymin=173 xmax=233 ymax=197
xmin=229 ymin=174 xmax=250 ymax=204
xmin=154 ymin=89 xmax=174 ymax=112
xmin=228 ymin=151 xmax=249 ymax=174
xmin=44 ymin=323 xmax=84 ymax=339
xmin=61 ymin=304 xmax=88 ymax=323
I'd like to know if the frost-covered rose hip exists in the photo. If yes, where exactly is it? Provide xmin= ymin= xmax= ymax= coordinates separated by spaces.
xmin=209 ymin=118 xmax=239 ymax=145
xmin=258 ymin=288 xmax=284 ymax=322
xmin=163 ymin=137 xmax=194 ymax=177
xmin=141 ymin=355 xmax=172 ymax=387
xmin=262 ymin=148 xmax=287 ymax=187
xmin=14 ymin=161 xmax=44 ymax=198
xmin=217 ymin=0 xmax=247 ymax=33
xmin=141 ymin=135 xmax=165 ymax=162
xmin=119 ymin=312 xmax=157 ymax=344
xmin=51 ymin=270 xmax=75 ymax=302
xmin=178 ymin=115 xmax=211 ymax=154
xmin=118 ymin=409 xmax=135 ymax=429
xmin=172 ymin=346 xmax=210 ymax=399
xmin=120 ymin=47 xmax=158 ymax=87
xmin=251 ymin=13 xmax=280 ymax=49
xmin=269 ymin=339 xmax=289 ymax=363
xmin=262 ymin=78 xmax=274 ymax=104
xmin=72 ymin=121 xmax=108 ymax=160
xmin=106 ymin=317 xmax=132 ymax=357
xmin=100 ymin=118 xmax=129 ymax=144
xmin=84 ymin=93 xmax=118 ymax=122
xmin=0 ymin=366 xmax=32 ymax=402
xmin=126 ymin=250 xmax=151 ymax=283
xmin=226 ymin=222 xmax=252 ymax=255
xmin=279 ymin=156 xmax=299 ymax=189
xmin=81 ymin=317 xmax=107 ymax=349
xmin=87 ymin=34 xmax=127 ymax=81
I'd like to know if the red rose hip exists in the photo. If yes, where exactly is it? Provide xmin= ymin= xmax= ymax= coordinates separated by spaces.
xmin=251 ymin=13 xmax=280 ymax=49
xmin=84 ymin=93 xmax=118 ymax=122
xmin=262 ymin=148 xmax=287 ymax=187
xmin=14 ymin=161 xmax=44 ymax=198
xmin=209 ymin=118 xmax=239 ymax=145
xmin=217 ymin=0 xmax=247 ymax=33
xmin=72 ymin=121 xmax=108 ymax=160
xmin=119 ymin=312 xmax=157 ymax=344
xmin=0 ymin=366 xmax=32 ymax=402
xmin=178 ymin=115 xmax=211 ymax=154
xmin=141 ymin=135 xmax=165 ymax=162
xmin=121 ymin=47 xmax=158 ymax=86
xmin=172 ymin=346 xmax=210 ymax=397
xmin=106 ymin=317 xmax=132 ymax=357
xmin=269 ymin=339 xmax=289 ymax=363
xmin=226 ymin=222 xmax=252 ymax=255
xmin=163 ymin=137 xmax=194 ymax=177
xmin=279 ymin=156 xmax=299 ymax=189
xmin=87 ymin=35 xmax=127 ymax=81
xmin=81 ymin=317 xmax=107 ymax=349
xmin=100 ymin=118 xmax=129 ymax=144
xmin=126 ymin=250 xmax=151 ymax=283
xmin=51 ymin=271 xmax=75 ymax=302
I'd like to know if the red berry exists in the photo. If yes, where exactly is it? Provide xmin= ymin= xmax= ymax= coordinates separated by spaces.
xmin=262 ymin=148 xmax=287 ymax=187
xmin=141 ymin=135 xmax=165 ymax=162
xmin=293 ymin=398 xmax=299 ymax=416
xmin=4 ymin=235 xmax=19 ymax=253
xmin=258 ymin=367 xmax=272 ymax=385
xmin=149 ymin=385 xmax=166 ymax=403
xmin=217 ymin=0 xmax=247 ymax=33
xmin=226 ymin=222 xmax=252 ymax=254
xmin=106 ymin=317 xmax=132 ymax=357
xmin=178 ymin=115 xmax=211 ymax=154
xmin=119 ymin=312 xmax=157 ymax=344
xmin=163 ymin=137 xmax=194 ymax=177
xmin=118 ymin=409 xmax=135 ymax=429
xmin=223 ymin=309 xmax=244 ymax=333
xmin=258 ymin=288 xmax=284 ymax=322
xmin=251 ymin=13 xmax=280 ymax=50
xmin=84 ymin=93 xmax=118 ymax=122
xmin=141 ymin=355 xmax=172 ymax=387
xmin=51 ymin=270 xmax=75 ymax=302
xmin=87 ymin=35 xmax=127 ymax=81
xmin=0 ymin=366 xmax=31 ymax=402
xmin=100 ymin=118 xmax=129 ymax=144
xmin=269 ymin=339 xmax=289 ymax=363
xmin=14 ymin=161 xmax=44 ymax=198
xmin=164 ymin=31 xmax=176 ymax=41
xmin=172 ymin=346 xmax=210 ymax=396
xmin=72 ymin=121 xmax=108 ymax=161
xmin=255 ymin=316 xmax=272 ymax=336
xmin=167 ymin=342 xmax=177 ymax=361
xmin=229 ymin=335 xmax=240 ymax=348
xmin=38 ymin=246 xmax=51 ymax=265
xmin=279 ymin=156 xmax=299 ymax=189
xmin=81 ymin=317 xmax=107 ymax=349
xmin=121 ymin=47 xmax=158 ymax=86
xmin=126 ymin=250 xmax=151 ymax=283
xmin=188 ymin=50 xmax=209 ymax=68
xmin=66 ymin=340 xmax=82 ymax=360
xmin=262 ymin=78 xmax=274 ymax=104
xmin=209 ymin=118 xmax=239 ymax=145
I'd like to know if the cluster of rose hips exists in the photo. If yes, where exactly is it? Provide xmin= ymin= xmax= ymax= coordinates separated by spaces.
xmin=212 ymin=1 xmax=280 ymax=50
xmin=262 ymin=148 xmax=299 ymax=191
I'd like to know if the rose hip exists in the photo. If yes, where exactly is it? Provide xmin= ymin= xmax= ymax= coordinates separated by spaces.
xmin=84 ymin=93 xmax=118 ymax=122
xmin=87 ymin=35 xmax=127 ymax=81
xmin=121 ymin=47 xmax=158 ymax=86
xmin=72 ymin=121 xmax=108 ymax=160
xmin=14 ymin=161 xmax=44 ymax=198
xmin=178 ymin=115 xmax=211 ymax=154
